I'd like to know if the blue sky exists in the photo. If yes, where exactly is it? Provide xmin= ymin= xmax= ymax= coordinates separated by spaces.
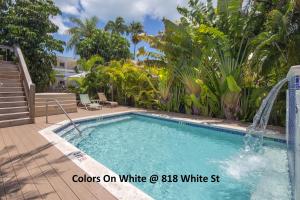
xmin=51 ymin=0 xmax=190 ymax=58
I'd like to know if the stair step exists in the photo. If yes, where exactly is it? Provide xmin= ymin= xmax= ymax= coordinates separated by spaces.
xmin=0 ymin=87 xmax=23 ymax=92
xmin=0 ymin=111 xmax=29 ymax=120
xmin=0 ymin=79 xmax=22 ymax=84
xmin=0 ymin=96 xmax=26 ymax=102
xmin=0 ymin=71 xmax=20 ymax=76
xmin=0 ymin=117 xmax=31 ymax=128
xmin=0 ymin=67 xmax=19 ymax=72
xmin=35 ymin=99 xmax=76 ymax=106
xmin=35 ymin=103 xmax=76 ymax=110
xmin=0 ymin=91 xmax=24 ymax=97
xmin=0 ymin=61 xmax=15 ymax=65
xmin=0 ymin=101 xmax=27 ymax=108
xmin=0 ymin=106 xmax=28 ymax=114
xmin=0 ymin=63 xmax=18 ymax=68
xmin=0 ymin=82 xmax=22 ymax=87
xmin=0 ymin=74 xmax=21 ymax=79
xmin=35 ymin=106 xmax=77 ymax=117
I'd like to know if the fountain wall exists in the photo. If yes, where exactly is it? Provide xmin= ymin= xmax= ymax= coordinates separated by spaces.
xmin=287 ymin=71 xmax=300 ymax=200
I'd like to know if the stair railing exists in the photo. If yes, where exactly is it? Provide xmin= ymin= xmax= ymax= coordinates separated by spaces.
xmin=13 ymin=45 xmax=35 ymax=123
xmin=46 ymin=98 xmax=82 ymax=136
xmin=0 ymin=45 xmax=13 ymax=61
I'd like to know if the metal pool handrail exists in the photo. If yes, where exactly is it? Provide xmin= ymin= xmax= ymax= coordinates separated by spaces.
xmin=46 ymin=98 xmax=82 ymax=136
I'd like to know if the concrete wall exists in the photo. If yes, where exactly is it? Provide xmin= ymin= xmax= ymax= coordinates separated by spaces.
xmin=296 ymin=91 xmax=300 ymax=200
xmin=35 ymin=93 xmax=77 ymax=117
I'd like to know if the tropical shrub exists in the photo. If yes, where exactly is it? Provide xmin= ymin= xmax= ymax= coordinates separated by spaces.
xmin=137 ymin=0 xmax=300 ymax=125
xmin=69 ymin=0 xmax=300 ymax=127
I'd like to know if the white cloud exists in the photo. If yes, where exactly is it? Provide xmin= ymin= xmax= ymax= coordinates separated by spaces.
xmin=54 ymin=0 xmax=80 ymax=15
xmin=52 ymin=0 xmax=190 ymax=35
xmin=79 ymin=0 xmax=188 ymax=22
xmin=51 ymin=16 xmax=69 ymax=35
xmin=61 ymin=5 xmax=79 ymax=15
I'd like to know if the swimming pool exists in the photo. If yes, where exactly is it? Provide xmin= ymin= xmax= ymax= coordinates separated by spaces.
xmin=54 ymin=112 xmax=291 ymax=200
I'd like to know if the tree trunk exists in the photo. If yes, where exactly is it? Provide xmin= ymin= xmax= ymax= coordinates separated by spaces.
xmin=133 ymin=44 xmax=136 ymax=60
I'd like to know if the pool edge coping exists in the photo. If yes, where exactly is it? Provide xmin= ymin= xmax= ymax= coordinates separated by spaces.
xmin=39 ymin=110 xmax=287 ymax=200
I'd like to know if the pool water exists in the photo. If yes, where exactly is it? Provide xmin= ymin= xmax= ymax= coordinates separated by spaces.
xmin=56 ymin=114 xmax=291 ymax=200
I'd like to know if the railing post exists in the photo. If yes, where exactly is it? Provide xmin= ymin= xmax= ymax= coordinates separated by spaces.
xmin=29 ymin=84 xmax=35 ymax=123
xmin=46 ymin=99 xmax=48 ymax=124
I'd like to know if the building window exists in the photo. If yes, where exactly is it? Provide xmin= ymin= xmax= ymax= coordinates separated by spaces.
xmin=59 ymin=80 xmax=65 ymax=86
xmin=59 ymin=62 xmax=65 ymax=67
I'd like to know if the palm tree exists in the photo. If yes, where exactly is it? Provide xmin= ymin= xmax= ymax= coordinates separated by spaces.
xmin=128 ymin=21 xmax=144 ymax=60
xmin=66 ymin=16 xmax=99 ymax=52
xmin=104 ymin=17 xmax=127 ymax=35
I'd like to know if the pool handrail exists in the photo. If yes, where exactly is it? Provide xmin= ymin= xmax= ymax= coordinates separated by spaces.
xmin=45 ymin=98 xmax=81 ymax=136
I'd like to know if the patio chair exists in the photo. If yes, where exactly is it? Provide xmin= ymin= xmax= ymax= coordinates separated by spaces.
xmin=97 ymin=92 xmax=118 ymax=107
xmin=79 ymin=94 xmax=102 ymax=110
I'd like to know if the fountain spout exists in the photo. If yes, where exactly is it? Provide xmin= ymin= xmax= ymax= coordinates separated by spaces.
xmin=249 ymin=65 xmax=300 ymax=132
xmin=287 ymin=65 xmax=300 ymax=79
xmin=250 ymin=78 xmax=288 ymax=131
xmin=245 ymin=65 xmax=300 ymax=152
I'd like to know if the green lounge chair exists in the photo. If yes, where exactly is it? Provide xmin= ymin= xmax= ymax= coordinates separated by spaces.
xmin=79 ymin=94 xmax=102 ymax=110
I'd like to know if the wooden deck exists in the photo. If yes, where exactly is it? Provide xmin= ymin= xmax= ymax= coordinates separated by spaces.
xmin=0 ymin=106 xmax=285 ymax=200
xmin=0 ymin=106 xmax=135 ymax=200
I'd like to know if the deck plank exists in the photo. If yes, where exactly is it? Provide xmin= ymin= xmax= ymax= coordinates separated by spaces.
xmin=1 ymin=128 xmax=41 ymax=200
xmin=9 ymin=128 xmax=45 ymax=200
xmin=7 ymin=125 xmax=61 ymax=200
xmin=24 ymin=125 xmax=115 ymax=200
xmin=0 ymin=167 xmax=6 ymax=200
xmin=0 ymin=129 xmax=24 ymax=200
xmin=0 ymin=132 xmax=7 ymax=200
xmin=11 ymin=126 xmax=80 ymax=200
xmin=0 ymin=107 xmax=134 ymax=200
xmin=19 ymin=128 xmax=97 ymax=200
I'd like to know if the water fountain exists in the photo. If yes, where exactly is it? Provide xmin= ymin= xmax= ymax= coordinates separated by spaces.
xmin=244 ymin=78 xmax=288 ymax=152
xmin=244 ymin=66 xmax=300 ymax=154
xmin=242 ymin=65 xmax=300 ymax=199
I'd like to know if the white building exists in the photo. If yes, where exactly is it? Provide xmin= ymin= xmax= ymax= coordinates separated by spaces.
xmin=50 ymin=56 xmax=82 ymax=90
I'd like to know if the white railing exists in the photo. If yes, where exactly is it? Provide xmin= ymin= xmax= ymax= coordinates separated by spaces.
xmin=0 ymin=45 xmax=13 ymax=61
xmin=13 ymin=45 xmax=36 ymax=123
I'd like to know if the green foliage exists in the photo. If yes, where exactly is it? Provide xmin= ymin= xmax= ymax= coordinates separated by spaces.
xmin=68 ymin=57 xmax=157 ymax=108
xmin=69 ymin=0 xmax=299 ymax=126
xmin=128 ymin=21 xmax=144 ymax=59
xmin=97 ymin=61 xmax=157 ymax=108
xmin=76 ymin=29 xmax=130 ymax=62
xmin=0 ymin=0 xmax=64 ymax=91
xmin=135 ymin=0 xmax=299 ymax=125
xmin=105 ymin=17 xmax=128 ymax=35
xmin=67 ymin=16 xmax=99 ymax=52
xmin=78 ymin=55 xmax=104 ymax=71
xmin=68 ymin=55 xmax=103 ymax=96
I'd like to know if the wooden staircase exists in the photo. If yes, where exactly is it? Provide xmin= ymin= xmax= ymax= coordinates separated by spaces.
xmin=0 ymin=61 xmax=31 ymax=127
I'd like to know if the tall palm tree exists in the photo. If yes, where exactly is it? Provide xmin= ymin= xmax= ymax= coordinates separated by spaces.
xmin=128 ymin=21 xmax=144 ymax=60
xmin=66 ymin=16 xmax=99 ymax=52
xmin=104 ymin=16 xmax=127 ymax=35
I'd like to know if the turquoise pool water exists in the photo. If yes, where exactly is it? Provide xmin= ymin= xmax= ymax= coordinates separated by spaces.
xmin=56 ymin=113 xmax=291 ymax=200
